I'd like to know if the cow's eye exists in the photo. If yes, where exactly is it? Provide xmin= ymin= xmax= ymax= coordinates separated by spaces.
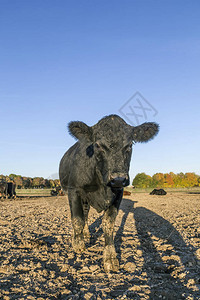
xmin=86 ymin=144 xmax=94 ymax=157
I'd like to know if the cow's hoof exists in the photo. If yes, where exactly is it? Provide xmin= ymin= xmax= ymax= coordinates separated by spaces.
xmin=72 ymin=238 xmax=85 ymax=253
xmin=103 ymin=245 xmax=119 ymax=273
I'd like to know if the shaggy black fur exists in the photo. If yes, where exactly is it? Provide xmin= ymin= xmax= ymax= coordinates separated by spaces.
xmin=59 ymin=114 xmax=159 ymax=272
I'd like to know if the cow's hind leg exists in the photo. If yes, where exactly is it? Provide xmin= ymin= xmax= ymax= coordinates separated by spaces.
xmin=102 ymin=205 xmax=119 ymax=272
xmin=82 ymin=201 xmax=90 ymax=241
xmin=68 ymin=189 xmax=85 ymax=253
xmin=71 ymin=217 xmax=85 ymax=253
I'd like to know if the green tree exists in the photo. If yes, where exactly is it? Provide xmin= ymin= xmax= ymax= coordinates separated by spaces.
xmin=132 ymin=173 xmax=152 ymax=188
xmin=14 ymin=176 xmax=23 ymax=189
xmin=22 ymin=177 xmax=32 ymax=188
xmin=9 ymin=174 xmax=18 ymax=181
xmin=32 ymin=177 xmax=44 ymax=188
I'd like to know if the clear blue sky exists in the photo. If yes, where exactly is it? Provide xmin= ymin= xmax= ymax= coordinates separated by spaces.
xmin=0 ymin=0 xmax=200 ymax=181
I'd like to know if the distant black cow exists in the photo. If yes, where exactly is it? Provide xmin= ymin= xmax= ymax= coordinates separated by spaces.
xmin=6 ymin=182 xmax=16 ymax=198
xmin=51 ymin=189 xmax=58 ymax=196
xmin=59 ymin=114 xmax=159 ymax=272
xmin=0 ymin=181 xmax=8 ymax=199
xmin=150 ymin=188 xmax=167 ymax=195
xmin=51 ymin=186 xmax=64 ymax=196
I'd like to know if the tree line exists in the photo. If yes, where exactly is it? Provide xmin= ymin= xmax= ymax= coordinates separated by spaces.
xmin=1 ymin=172 xmax=199 ymax=189
xmin=0 ymin=174 xmax=60 ymax=189
xmin=132 ymin=172 xmax=200 ymax=188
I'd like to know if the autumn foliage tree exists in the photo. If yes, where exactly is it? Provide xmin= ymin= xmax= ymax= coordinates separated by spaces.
xmin=132 ymin=172 xmax=200 ymax=188
xmin=152 ymin=173 xmax=165 ymax=187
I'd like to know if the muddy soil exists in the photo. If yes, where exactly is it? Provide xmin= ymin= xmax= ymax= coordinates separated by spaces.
xmin=0 ymin=192 xmax=199 ymax=299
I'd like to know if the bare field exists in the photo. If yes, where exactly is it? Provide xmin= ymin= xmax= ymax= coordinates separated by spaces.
xmin=16 ymin=189 xmax=52 ymax=197
xmin=0 ymin=192 xmax=199 ymax=299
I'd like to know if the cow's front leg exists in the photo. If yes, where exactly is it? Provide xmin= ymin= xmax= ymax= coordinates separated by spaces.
xmin=102 ymin=205 xmax=119 ymax=272
xmin=68 ymin=189 xmax=85 ymax=253
xmin=102 ymin=189 xmax=123 ymax=272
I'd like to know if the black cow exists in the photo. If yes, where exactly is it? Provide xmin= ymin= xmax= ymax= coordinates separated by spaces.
xmin=51 ymin=189 xmax=58 ymax=196
xmin=59 ymin=114 xmax=159 ymax=272
xmin=0 ymin=181 xmax=8 ymax=199
xmin=7 ymin=182 xmax=16 ymax=198
xmin=150 ymin=188 xmax=167 ymax=195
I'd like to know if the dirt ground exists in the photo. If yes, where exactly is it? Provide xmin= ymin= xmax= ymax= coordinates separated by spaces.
xmin=0 ymin=192 xmax=199 ymax=300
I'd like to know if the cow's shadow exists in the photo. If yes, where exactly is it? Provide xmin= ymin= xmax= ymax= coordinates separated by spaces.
xmin=115 ymin=198 xmax=200 ymax=299
xmin=187 ymin=192 xmax=200 ymax=194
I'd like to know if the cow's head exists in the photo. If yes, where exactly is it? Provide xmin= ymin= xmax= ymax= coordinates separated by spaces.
xmin=68 ymin=115 xmax=159 ymax=189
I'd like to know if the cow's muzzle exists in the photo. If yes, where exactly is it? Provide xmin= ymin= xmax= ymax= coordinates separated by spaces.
xmin=107 ymin=173 xmax=129 ymax=188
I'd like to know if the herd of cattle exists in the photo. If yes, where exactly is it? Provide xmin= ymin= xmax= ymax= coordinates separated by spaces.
xmin=0 ymin=181 xmax=16 ymax=199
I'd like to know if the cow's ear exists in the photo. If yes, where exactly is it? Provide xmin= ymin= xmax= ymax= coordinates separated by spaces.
xmin=132 ymin=122 xmax=159 ymax=143
xmin=68 ymin=121 xmax=93 ymax=141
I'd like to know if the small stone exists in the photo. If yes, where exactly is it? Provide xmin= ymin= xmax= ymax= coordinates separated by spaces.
xmin=179 ymin=273 xmax=186 ymax=279
xmin=60 ymin=264 xmax=69 ymax=272
xmin=80 ymin=266 xmax=90 ymax=273
xmin=48 ymin=282 xmax=54 ymax=286
xmin=0 ymin=267 xmax=8 ymax=273
xmin=129 ymin=285 xmax=141 ymax=292
xmin=62 ymin=289 xmax=71 ymax=295
xmin=136 ymin=249 xmax=142 ymax=257
xmin=124 ymin=262 xmax=136 ymax=272
xmin=89 ymin=265 xmax=99 ymax=272
xmin=187 ymin=279 xmax=195 ymax=286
